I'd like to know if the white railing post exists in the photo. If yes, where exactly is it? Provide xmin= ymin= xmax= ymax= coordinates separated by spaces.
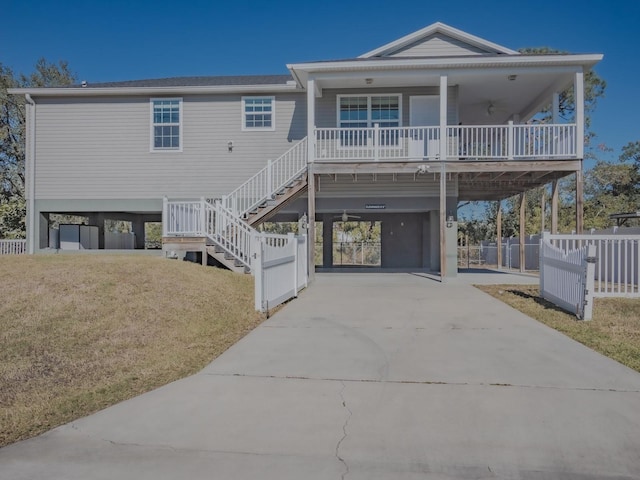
xmin=373 ymin=123 xmax=379 ymax=162
xmin=540 ymin=232 xmax=549 ymax=294
xmin=253 ymin=233 xmax=264 ymax=312
xmin=507 ymin=120 xmax=514 ymax=160
xmin=162 ymin=196 xmax=169 ymax=237
xmin=289 ymin=232 xmax=298 ymax=296
xmin=267 ymin=159 xmax=273 ymax=198
xmin=199 ymin=197 xmax=206 ymax=236
xmin=582 ymin=244 xmax=597 ymax=320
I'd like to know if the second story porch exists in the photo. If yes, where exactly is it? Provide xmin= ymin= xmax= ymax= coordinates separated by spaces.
xmin=314 ymin=122 xmax=578 ymax=163
xmin=289 ymin=23 xmax=601 ymax=172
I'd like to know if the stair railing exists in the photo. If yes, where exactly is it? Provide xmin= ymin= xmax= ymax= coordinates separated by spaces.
xmin=222 ymin=137 xmax=308 ymax=218
xmin=203 ymin=200 xmax=256 ymax=269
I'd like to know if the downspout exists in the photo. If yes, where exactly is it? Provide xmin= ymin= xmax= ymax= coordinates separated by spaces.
xmin=25 ymin=94 xmax=36 ymax=254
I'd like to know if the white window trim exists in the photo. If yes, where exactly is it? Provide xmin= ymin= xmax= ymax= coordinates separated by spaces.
xmin=336 ymin=94 xmax=403 ymax=128
xmin=336 ymin=94 xmax=403 ymax=150
xmin=242 ymin=96 xmax=276 ymax=131
xmin=150 ymin=97 xmax=183 ymax=152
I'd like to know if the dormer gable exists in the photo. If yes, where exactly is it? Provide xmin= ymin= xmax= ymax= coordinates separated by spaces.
xmin=359 ymin=22 xmax=519 ymax=58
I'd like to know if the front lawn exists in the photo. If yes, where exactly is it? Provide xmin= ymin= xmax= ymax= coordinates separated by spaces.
xmin=0 ymin=255 xmax=262 ymax=447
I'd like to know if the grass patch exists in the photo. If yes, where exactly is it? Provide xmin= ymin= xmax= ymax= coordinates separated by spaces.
xmin=0 ymin=255 xmax=263 ymax=447
xmin=476 ymin=284 xmax=640 ymax=373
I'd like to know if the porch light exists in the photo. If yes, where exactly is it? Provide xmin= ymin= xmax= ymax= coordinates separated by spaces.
xmin=228 ymin=141 xmax=233 ymax=152
xmin=486 ymin=103 xmax=496 ymax=116
xmin=446 ymin=215 xmax=454 ymax=228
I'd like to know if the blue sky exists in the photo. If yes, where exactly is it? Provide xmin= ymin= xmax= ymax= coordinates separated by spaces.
xmin=3 ymin=0 xmax=638 ymax=161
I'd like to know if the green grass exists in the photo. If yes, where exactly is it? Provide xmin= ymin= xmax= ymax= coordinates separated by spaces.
xmin=0 ymin=255 xmax=263 ymax=447
xmin=476 ymin=284 xmax=640 ymax=373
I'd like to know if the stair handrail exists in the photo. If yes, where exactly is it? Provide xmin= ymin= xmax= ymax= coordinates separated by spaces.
xmin=223 ymin=137 xmax=308 ymax=218
xmin=203 ymin=200 xmax=257 ymax=269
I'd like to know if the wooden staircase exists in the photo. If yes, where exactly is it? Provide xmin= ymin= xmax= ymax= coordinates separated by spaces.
xmin=205 ymin=245 xmax=250 ymax=274
xmin=163 ymin=137 xmax=309 ymax=274
xmin=245 ymin=174 xmax=308 ymax=226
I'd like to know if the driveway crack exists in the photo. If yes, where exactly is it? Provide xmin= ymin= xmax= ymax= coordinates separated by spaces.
xmin=336 ymin=381 xmax=352 ymax=480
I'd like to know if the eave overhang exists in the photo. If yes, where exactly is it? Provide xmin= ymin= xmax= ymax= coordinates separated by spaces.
xmin=287 ymin=54 xmax=603 ymax=87
xmin=7 ymin=83 xmax=303 ymax=97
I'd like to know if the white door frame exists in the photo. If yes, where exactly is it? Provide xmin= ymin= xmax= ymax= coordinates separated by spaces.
xmin=409 ymin=95 xmax=440 ymax=160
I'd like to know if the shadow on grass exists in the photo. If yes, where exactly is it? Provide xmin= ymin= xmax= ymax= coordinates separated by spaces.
xmin=506 ymin=288 xmax=573 ymax=316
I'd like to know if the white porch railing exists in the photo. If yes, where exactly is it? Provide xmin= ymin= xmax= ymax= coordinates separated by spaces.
xmin=315 ymin=126 xmax=439 ymax=161
xmin=0 ymin=239 xmax=27 ymax=255
xmin=223 ymin=137 xmax=307 ymax=217
xmin=315 ymin=123 xmax=577 ymax=162
xmin=540 ymin=234 xmax=596 ymax=320
xmin=253 ymin=233 xmax=308 ymax=312
xmin=546 ymin=234 xmax=640 ymax=298
xmin=164 ymin=200 xmax=206 ymax=236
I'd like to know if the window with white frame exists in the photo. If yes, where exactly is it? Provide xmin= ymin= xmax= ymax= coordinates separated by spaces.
xmin=338 ymin=95 xmax=401 ymax=146
xmin=242 ymin=96 xmax=275 ymax=130
xmin=151 ymin=98 xmax=182 ymax=150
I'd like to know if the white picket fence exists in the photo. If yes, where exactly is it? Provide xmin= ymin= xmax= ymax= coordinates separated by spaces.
xmin=253 ymin=233 xmax=308 ymax=312
xmin=539 ymin=234 xmax=596 ymax=320
xmin=0 ymin=239 xmax=27 ymax=255
xmin=546 ymin=233 xmax=640 ymax=298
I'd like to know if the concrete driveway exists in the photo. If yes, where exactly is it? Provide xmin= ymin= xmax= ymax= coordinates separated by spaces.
xmin=2 ymin=272 xmax=640 ymax=479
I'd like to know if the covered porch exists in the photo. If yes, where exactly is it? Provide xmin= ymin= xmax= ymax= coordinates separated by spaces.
xmin=290 ymin=53 xmax=592 ymax=281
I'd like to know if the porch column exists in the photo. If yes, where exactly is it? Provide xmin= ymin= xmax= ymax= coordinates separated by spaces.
xmin=132 ymin=216 xmax=146 ymax=249
xmin=519 ymin=193 xmax=526 ymax=273
xmin=88 ymin=213 xmax=105 ymax=249
xmin=496 ymin=201 xmax=502 ymax=270
xmin=540 ymin=187 xmax=546 ymax=233
xmin=439 ymin=74 xmax=448 ymax=281
xmin=307 ymin=77 xmax=316 ymax=281
xmin=552 ymin=92 xmax=560 ymax=124
xmin=576 ymin=166 xmax=584 ymax=234
xmin=551 ymin=179 xmax=559 ymax=234
xmin=575 ymin=71 xmax=585 ymax=159
xmin=39 ymin=212 xmax=50 ymax=249
xmin=322 ymin=215 xmax=333 ymax=269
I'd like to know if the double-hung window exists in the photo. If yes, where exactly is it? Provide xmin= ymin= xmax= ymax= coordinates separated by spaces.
xmin=242 ymin=96 xmax=275 ymax=130
xmin=338 ymin=95 xmax=401 ymax=146
xmin=151 ymin=98 xmax=182 ymax=151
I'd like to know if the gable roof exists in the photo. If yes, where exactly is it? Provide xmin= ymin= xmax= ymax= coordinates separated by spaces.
xmin=359 ymin=22 xmax=519 ymax=58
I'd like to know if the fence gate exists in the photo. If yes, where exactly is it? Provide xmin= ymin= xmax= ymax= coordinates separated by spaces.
xmin=254 ymin=233 xmax=307 ymax=312
xmin=539 ymin=233 xmax=596 ymax=320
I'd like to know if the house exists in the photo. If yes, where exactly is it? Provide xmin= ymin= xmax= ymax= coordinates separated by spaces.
xmin=10 ymin=22 xmax=603 ymax=279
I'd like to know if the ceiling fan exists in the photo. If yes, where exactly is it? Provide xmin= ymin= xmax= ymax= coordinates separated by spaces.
xmin=334 ymin=210 xmax=361 ymax=222
xmin=483 ymin=99 xmax=509 ymax=117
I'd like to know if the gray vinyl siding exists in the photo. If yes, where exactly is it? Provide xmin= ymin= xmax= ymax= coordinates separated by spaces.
xmin=316 ymin=173 xmax=458 ymax=198
xmin=316 ymin=87 xmax=459 ymax=128
xmin=34 ymin=93 xmax=306 ymax=200
xmin=388 ymin=34 xmax=490 ymax=57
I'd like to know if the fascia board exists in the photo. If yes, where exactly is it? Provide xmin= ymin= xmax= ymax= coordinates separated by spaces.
xmin=289 ymin=54 xmax=604 ymax=74
xmin=8 ymin=83 xmax=302 ymax=97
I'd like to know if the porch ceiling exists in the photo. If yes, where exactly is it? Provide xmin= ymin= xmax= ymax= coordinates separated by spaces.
xmin=312 ymin=67 xmax=575 ymax=124
xmin=457 ymin=169 xmax=574 ymax=201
